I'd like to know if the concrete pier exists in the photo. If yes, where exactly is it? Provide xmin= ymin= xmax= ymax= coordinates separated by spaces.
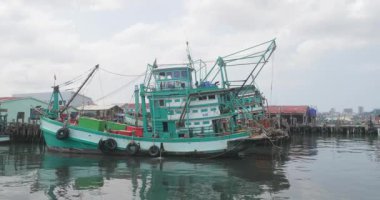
xmin=289 ymin=124 xmax=379 ymax=136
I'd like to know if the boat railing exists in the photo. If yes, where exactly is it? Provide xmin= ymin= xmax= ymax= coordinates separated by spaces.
xmin=145 ymin=84 xmax=192 ymax=93
xmin=177 ymin=126 xmax=234 ymax=138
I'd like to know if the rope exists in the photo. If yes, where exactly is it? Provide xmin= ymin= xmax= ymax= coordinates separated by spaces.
xmin=249 ymin=121 xmax=283 ymax=149
xmin=97 ymin=69 xmax=106 ymax=108
xmin=58 ymin=67 xmax=93 ymax=87
xmin=270 ymin=51 xmax=275 ymax=104
xmin=261 ymin=129 xmax=282 ymax=149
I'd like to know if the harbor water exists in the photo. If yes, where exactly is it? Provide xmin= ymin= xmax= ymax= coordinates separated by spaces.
xmin=1 ymin=134 xmax=380 ymax=200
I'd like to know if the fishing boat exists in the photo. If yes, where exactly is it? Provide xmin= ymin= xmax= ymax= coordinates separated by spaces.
xmin=0 ymin=135 xmax=10 ymax=144
xmin=40 ymin=39 xmax=277 ymax=157
xmin=0 ymin=108 xmax=9 ymax=144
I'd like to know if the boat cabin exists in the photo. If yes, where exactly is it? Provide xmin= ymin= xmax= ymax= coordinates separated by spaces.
xmin=153 ymin=67 xmax=193 ymax=90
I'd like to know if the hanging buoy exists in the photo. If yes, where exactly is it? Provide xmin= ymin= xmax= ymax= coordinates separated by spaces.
xmin=148 ymin=145 xmax=160 ymax=157
xmin=126 ymin=142 xmax=140 ymax=156
xmin=56 ymin=127 xmax=69 ymax=140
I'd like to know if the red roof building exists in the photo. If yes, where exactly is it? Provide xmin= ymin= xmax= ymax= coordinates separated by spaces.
xmin=266 ymin=105 xmax=316 ymax=126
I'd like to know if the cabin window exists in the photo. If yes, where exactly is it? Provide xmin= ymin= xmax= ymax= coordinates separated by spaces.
xmin=201 ymin=108 xmax=208 ymax=112
xmin=165 ymin=99 xmax=172 ymax=103
xmin=211 ymin=108 xmax=217 ymax=111
xmin=203 ymin=121 xmax=210 ymax=125
xmin=163 ymin=122 xmax=168 ymax=132
xmin=168 ymin=110 xmax=174 ymax=115
xmin=166 ymin=72 xmax=172 ymax=79
xmin=185 ymin=122 xmax=191 ymax=125
xmin=175 ymin=81 xmax=181 ymax=88
xmin=159 ymin=82 xmax=164 ymax=89
xmin=159 ymin=72 xmax=165 ymax=79
xmin=175 ymin=110 xmax=182 ymax=114
xmin=208 ymin=95 xmax=216 ymax=100
xmin=194 ymin=122 xmax=200 ymax=125
xmin=167 ymin=82 xmax=175 ymax=89
xmin=159 ymin=100 xmax=165 ymax=107
xmin=175 ymin=99 xmax=181 ymax=102
xmin=198 ymin=96 xmax=207 ymax=101
xmin=181 ymin=71 xmax=187 ymax=78
xmin=192 ymin=109 xmax=198 ymax=113
xmin=174 ymin=71 xmax=180 ymax=78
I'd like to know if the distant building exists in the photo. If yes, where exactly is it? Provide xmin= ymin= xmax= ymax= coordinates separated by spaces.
xmin=329 ymin=108 xmax=336 ymax=114
xmin=124 ymin=103 xmax=150 ymax=114
xmin=372 ymin=109 xmax=380 ymax=115
xmin=78 ymin=105 xmax=124 ymax=121
xmin=343 ymin=108 xmax=353 ymax=115
xmin=266 ymin=105 xmax=317 ymax=126
xmin=358 ymin=106 xmax=364 ymax=114
xmin=372 ymin=109 xmax=380 ymax=124
xmin=13 ymin=91 xmax=94 ymax=108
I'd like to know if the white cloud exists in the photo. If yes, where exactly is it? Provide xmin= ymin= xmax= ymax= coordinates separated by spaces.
xmin=0 ymin=0 xmax=379 ymax=111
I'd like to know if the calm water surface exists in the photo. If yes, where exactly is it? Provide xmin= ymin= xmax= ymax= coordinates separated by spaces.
xmin=1 ymin=134 xmax=380 ymax=200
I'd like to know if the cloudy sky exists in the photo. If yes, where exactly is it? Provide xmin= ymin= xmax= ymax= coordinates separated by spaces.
xmin=0 ymin=0 xmax=379 ymax=112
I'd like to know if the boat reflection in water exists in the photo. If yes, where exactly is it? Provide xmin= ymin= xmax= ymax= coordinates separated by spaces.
xmin=34 ymin=150 xmax=289 ymax=200
xmin=0 ymin=143 xmax=290 ymax=199
xmin=2 ymin=134 xmax=380 ymax=199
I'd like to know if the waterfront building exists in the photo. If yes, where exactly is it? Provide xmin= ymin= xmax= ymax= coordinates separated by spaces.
xmin=0 ymin=97 xmax=77 ymax=123
xmin=77 ymin=104 xmax=124 ymax=121
xmin=13 ymin=91 xmax=94 ymax=108
xmin=266 ymin=105 xmax=317 ymax=126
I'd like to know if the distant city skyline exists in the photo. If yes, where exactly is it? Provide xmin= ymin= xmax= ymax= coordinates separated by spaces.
xmin=0 ymin=0 xmax=378 ymax=112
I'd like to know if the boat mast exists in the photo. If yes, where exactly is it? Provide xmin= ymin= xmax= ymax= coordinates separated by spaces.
xmin=134 ymin=85 xmax=140 ymax=126
xmin=186 ymin=41 xmax=196 ymax=83
xmin=60 ymin=64 xmax=99 ymax=114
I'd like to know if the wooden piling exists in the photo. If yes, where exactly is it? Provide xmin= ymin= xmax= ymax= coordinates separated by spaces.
xmin=7 ymin=123 xmax=44 ymax=144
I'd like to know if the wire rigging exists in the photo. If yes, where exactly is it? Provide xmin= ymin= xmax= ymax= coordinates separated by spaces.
xmin=270 ymin=51 xmax=275 ymax=104
xmin=100 ymin=67 xmax=145 ymax=77
xmin=95 ymin=72 xmax=145 ymax=102
xmin=57 ymin=67 xmax=93 ymax=87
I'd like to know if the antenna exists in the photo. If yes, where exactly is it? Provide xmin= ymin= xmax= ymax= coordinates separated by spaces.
xmin=186 ymin=41 xmax=197 ymax=82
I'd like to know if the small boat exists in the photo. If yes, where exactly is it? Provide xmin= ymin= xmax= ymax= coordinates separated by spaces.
xmin=0 ymin=108 xmax=9 ymax=144
xmin=40 ymin=39 xmax=277 ymax=157
xmin=0 ymin=135 xmax=10 ymax=144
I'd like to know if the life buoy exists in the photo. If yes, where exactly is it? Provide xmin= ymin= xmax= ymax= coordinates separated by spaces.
xmin=126 ymin=142 xmax=140 ymax=156
xmin=56 ymin=128 xmax=69 ymax=140
xmin=98 ymin=138 xmax=117 ymax=153
xmin=98 ymin=139 xmax=105 ymax=151
xmin=148 ymin=145 xmax=160 ymax=157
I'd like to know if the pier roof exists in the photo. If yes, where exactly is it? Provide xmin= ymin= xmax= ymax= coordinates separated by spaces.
xmin=77 ymin=104 xmax=121 ymax=111
xmin=0 ymin=97 xmax=20 ymax=102
xmin=267 ymin=106 xmax=309 ymax=115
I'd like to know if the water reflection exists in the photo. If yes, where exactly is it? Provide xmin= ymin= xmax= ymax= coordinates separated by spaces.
xmin=1 ymin=134 xmax=379 ymax=200
xmin=0 ymin=144 xmax=290 ymax=200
